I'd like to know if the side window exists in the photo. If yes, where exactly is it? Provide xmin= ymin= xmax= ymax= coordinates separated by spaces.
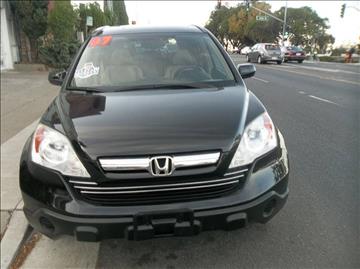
xmin=205 ymin=37 xmax=234 ymax=80
xmin=206 ymin=40 xmax=226 ymax=75
xmin=251 ymin=44 xmax=257 ymax=51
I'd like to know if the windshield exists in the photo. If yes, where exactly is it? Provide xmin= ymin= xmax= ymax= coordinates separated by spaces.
xmin=287 ymin=46 xmax=302 ymax=51
xmin=70 ymin=33 xmax=236 ymax=90
xmin=265 ymin=44 xmax=280 ymax=50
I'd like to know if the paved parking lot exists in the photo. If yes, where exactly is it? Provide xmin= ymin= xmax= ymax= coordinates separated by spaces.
xmin=1 ymin=58 xmax=359 ymax=268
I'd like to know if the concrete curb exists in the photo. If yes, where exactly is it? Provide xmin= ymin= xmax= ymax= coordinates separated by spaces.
xmin=1 ymin=120 xmax=38 ymax=268
xmin=0 ymin=210 xmax=29 ymax=269
xmin=1 ymin=120 xmax=38 ymax=210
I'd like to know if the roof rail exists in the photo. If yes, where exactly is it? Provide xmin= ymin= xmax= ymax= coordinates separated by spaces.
xmin=91 ymin=25 xmax=110 ymax=36
xmin=192 ymin=25 xmax=206 ymax=33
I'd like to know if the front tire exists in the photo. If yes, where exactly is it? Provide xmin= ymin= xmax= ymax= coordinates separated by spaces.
xmin=246 ymin=55 xmax=250 ymax=62
xmin=277 ymin=61 xmax=282 ymax=65
xmin=298 ymin=60 xmax=303 ymax=63
xmin=257 ymin=56 xmax=263 ymax=64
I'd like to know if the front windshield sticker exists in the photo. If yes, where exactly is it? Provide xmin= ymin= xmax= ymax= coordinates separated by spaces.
xmin=89 ymin=36 xmax=113 ymax=48
xmin=74 ymin=63 xmax=100 ymax=79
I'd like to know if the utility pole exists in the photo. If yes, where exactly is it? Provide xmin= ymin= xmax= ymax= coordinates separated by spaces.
xmin=282 ymin=1 xmax=288 ymax=45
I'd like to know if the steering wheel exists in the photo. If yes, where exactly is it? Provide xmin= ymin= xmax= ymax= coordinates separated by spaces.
xmin=174 ymin=66 xmax=211 ymax=81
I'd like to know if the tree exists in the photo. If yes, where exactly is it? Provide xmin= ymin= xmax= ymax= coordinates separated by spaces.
xmin=315 ymin=33 xmax=335 ymax=54
xmin=227 ymin=2 xmax=281 ymax=47
xmin=104 ymin=9 xmax=116 ymax=25
xmin=227 ymin=6 xmax=247 ymax=48
xmin=206 ymin=2 xmax=281 ymax=49
xmin=206 ymin=5 xmax=231 ymax=47
xmin=48 ymin=1 xmax=77 ymax=42
xmin=10 ymin=0 xmax=48 ymax=62
xmin=39 ymin=0 xmax=79 ymax=68
xmin=111 ymin=0 xmax=129 ymax=25
xmin=245 ymin=2 xmax=281 ymax=44
xmin=206 ymin=2 xmax=334 ymax=53
xmin=274 ymin=6 xmax=333 ymax=53
xmin=76 ymin=3 xmax=106 ymax=36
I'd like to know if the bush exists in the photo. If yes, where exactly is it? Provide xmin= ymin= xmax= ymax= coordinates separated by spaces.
xmin=318 ymin=56 xmax=341 ymax=62
xmin=39 ymin=40 xmax=80 ymax=69
xmin=40 ymin=1 xmax=79 ymax=69
xmin=331 ymin=47 xmax=347 ymax=56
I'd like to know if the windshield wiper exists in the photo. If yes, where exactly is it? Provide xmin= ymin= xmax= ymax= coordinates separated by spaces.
xmin=112 ymin=83 xmax=216 ymax=92
xmin=66 ymin=86 xmax=104 ymax=93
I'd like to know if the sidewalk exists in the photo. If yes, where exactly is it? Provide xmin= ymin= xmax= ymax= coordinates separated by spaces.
xmin=1 ymin=70 xmax=100 ymax=268
xmin=1 ymin=120 xmax=100 ymax=269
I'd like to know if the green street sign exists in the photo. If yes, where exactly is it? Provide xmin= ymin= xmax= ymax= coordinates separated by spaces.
xmin=256 ymin=15 xmax=268 ymax=21
xmin=86 ymin=16 xmax=93 ymax=27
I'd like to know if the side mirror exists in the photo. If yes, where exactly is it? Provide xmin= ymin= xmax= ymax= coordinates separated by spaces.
xmin=48 ymin=70 xmax=67 ymax=86
xmin=237 ymin=63 xmax=256 ymax=79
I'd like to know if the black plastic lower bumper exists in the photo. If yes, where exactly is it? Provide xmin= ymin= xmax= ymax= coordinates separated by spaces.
xmin=23 ymin=176 xmax=288 ymax=241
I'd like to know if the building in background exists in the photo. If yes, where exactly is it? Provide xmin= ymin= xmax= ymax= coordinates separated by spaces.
xmin=1 ymin=0 xmax=19 ymax=70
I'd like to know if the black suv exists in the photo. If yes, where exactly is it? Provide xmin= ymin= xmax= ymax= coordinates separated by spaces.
xmin=20 ymin=26 xmax=289 ymax=241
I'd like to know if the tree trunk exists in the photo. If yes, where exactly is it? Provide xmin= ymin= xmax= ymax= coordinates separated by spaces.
xmin=25 ymin=36 xmax=32 ymax=63
xmin=29 ymin=38 xmax=38 ymax=63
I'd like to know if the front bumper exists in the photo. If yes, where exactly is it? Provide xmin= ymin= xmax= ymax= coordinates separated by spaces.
xmin=262 ymin=55 xmax=283 ymax=62
xmin=20 ymin=132 xmax=289 ymax=241
xmin=285 ymin=55 xmax=305 ymax=61
xmin=23 ymin=178 xmax=288 ymax=241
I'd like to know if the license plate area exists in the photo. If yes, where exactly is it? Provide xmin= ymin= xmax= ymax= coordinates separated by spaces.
xmin=126 ymin=209 xmax=201 ymax=240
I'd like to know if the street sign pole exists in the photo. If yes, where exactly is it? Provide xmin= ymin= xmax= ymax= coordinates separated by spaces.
xmin=246 ymin=0 xmax=290 ymax=45
xmin=282 ymin=1 xmax=288 ymax=45
xmin=250 ymin=5 xmax=284 ymax=23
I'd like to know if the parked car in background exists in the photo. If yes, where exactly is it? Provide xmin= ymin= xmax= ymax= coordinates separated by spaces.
xmin=283 ymin=46 xmax=305 ymax=63
xmin=232 ymin=48 xmax=241 ymax=54
xmin=246 ymin=43 xmax=283 ymax=64
xmin=241 ymin=46 xmax=251 ymax=55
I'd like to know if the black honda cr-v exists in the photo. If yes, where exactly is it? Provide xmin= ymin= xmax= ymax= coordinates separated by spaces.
xmin=20 ymin=25 xmax=289 ymax=241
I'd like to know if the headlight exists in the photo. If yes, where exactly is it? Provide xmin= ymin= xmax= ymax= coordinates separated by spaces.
xmin=31 ymin=124 xmax=90 ymax=177
xmin=229 ymin=112 xmax=277 ymax=169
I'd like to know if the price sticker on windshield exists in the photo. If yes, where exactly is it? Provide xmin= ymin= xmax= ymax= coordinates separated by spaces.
xmin=88 ymin=36 xmax=113 ymax=48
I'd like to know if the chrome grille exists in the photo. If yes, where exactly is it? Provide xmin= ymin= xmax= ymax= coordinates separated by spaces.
xmin=69 ymin=167 xmax=249 ymax=205
xmin=98 ymin=152 xmax=221 ymax=173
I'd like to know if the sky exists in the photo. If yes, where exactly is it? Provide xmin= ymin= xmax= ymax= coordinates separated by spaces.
xmin=73 ymin=1 xmax=360 ymax=47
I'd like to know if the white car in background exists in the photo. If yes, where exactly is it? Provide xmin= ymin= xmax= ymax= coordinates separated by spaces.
xmin=241 ymin=46 xmax=251 ymax=55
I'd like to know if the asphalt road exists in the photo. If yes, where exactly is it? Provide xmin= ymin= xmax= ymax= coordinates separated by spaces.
xmin=96 ymin=57 xmax=360 ymax=268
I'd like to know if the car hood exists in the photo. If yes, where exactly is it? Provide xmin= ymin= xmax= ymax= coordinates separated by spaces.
xmin=50 ymin=86 xmax=246 ymax=159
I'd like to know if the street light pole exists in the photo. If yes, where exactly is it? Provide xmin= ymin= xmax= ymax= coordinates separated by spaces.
xmin=282 ymin=1 xmax=288 ymax=45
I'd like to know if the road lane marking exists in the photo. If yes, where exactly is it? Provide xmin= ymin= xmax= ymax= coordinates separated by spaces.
xmin=253 ymin=77 xmax=269 ymax=83
xmin=284 ymin=65 xmax=336 ymax=73
xmin=260 ymin=65 xmax=360 ymax=86
xmin=308 ymin=95 xmax=339 ymax=106
xmin=298 ymin=90 xmax=306 ymax=94
xmin=284 ymin=64 xmax=359 ymax=75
